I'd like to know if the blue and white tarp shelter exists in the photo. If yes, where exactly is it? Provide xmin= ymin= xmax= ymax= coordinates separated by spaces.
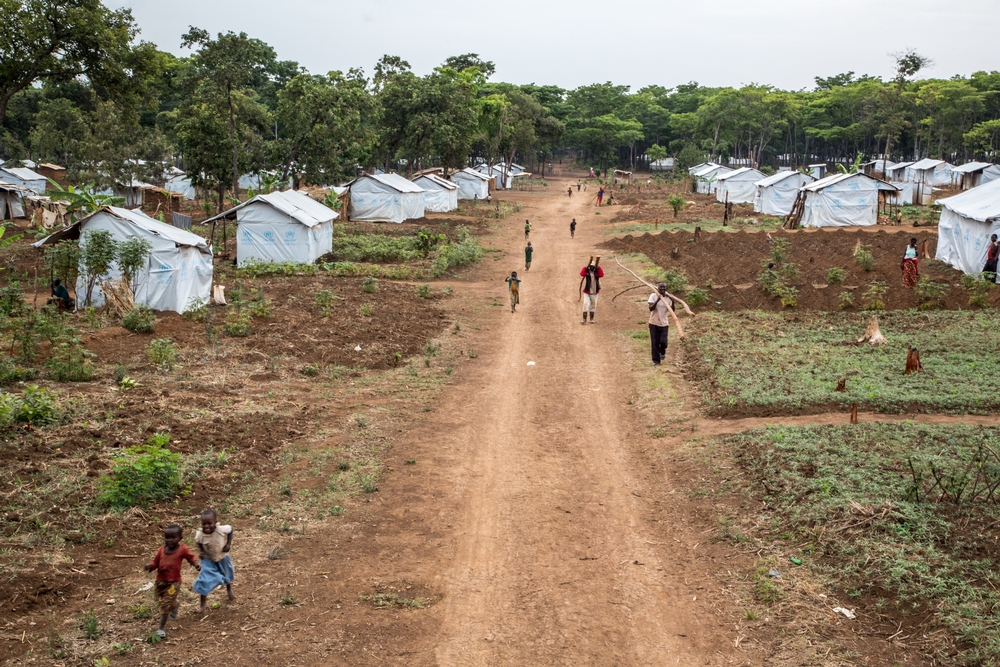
xmin=0 ymin=166 xmax=46 ymax=194
xmin=163 ymin=167 xmax=196 ymax=200
xmin=715 ymin=167 xmax=764 ymax=204
xmin=412 ymin=174 xmax=459 ymax=212
xmin=753 ymin=171 xmax=816 ymax=216
xmin=951 ymin=162 xmax=1000 ymax=191
xmin=346 ymin=173 xmax=426 ymax=223
xmin=34 ymin=207 xmax=213 ymax=313
xmin=935 ymin=179 xmax=1000 ymax=278
xmin=204 ymin=190 xmax=337 ymax=267
xmin=449 ymin=168 xmax=491 ymax=200
xmin=693 ymin=164 xmax=732 ymax=194
xmin=799 ymin=173 xmax=898 ymax=228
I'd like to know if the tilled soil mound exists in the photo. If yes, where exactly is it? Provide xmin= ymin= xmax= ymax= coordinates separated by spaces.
xmin=603 ymin=227 xmax=1000 ymax=311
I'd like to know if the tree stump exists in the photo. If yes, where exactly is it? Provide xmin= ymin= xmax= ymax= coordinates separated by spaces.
xmin=694 ymin=226 xmax=702 ymax=242
xmin=905 ymin=347 xmax=923 ymax=374
xmin=670 ymin=246 xmax=680 ymax=260
xmin=920 ymin=240 xmax=931 ymax=259
xmin=835 ymin=378 xmax=847 ymax=392
xmin=857 ymin=315 xmax=888 ymax=346
xmin=850 ymin=403 xmax=859 ymax=424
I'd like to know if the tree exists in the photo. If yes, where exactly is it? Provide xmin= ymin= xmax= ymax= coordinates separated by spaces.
xmin=646 ymin=143 xmax=668 ymax=166
xmin=117 ymin=236 xmax=152 ymax=297
xmin=443 ymin=54 xmax=495 ymax=80
xmin=575 ymin=114 xmax=643 ymax=176
xmin=0 ymin=0 xmax=155 ymax=125
xmin=79 ymin=229 xmax=118 ymax=307
xmin=30 ymin=98 xmax=88 ymax=165
xmin=180 ymin=27 xmax=278 ymax=198
xmin=878 ymin=50 xmax=932 ymax=169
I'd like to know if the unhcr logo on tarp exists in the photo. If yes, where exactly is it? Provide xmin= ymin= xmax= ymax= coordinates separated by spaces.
xmin=153 ymin=263 xmax=173 ymax=285
xmin=242 ymin=229 xmax=253 ymax=244
xmin=283 ymin=230 xmax=296 ymax=246
xmin=263 ymin=230 xmax=276 ymax=245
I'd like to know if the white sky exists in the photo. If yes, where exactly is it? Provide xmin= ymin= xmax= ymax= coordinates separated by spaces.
xmin=112 ymin=0 xmax=1000 ymax=92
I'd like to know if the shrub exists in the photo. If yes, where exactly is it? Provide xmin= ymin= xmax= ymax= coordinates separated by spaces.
xmin=224 ymin=311 xmax=252 ymax=337
xmin=183 ymin=297 xmax=208 ymax=322
xmin=79 ymin=230 xmax=118 ymax=307
xmin=0 ymin=358 xmax=34 ymax=384
xmin=248 ymin=289 xmax=272 ymax=318
xmin=117 ymin=236 xmax=152 ymax=295
xmin=122 ymin=306 xmax=156 ymax=333
xmin=862 ymin=280 xmax=888 ymax=311
xmin=826 ymin=267 xmax=846 ymax=285
xmin=769 ymin=238 xmax=792 ymax=264
xmin=839 ymin=290 xmax=854 ymax=309
xmin=0 ymin=385 xmax=60 ymax=426
xmin=0 ymin=281 xmax=25 ymax=317
xmin=362 ymin=276 xmax=378 ymax=293
xmin=47 ymin=338 xmax=94 ymax=382
xmin=314 ymin=289 xmax=335 ymax=317
xmin=97 ymin=436 xmax=182 ymax=510
xmin=961 ymin=272 xmax=994 ymax=308
xmin=239 ymin=260 xmax=317 ymax=278
xmin=662 ymin=268 xmax=688 ymax=293
xmin=359 ymin=303 xmax=372 ymax=317
xmin=666 ymin=194 xmax=686 ymax=218
xmin=429 ymin=228 xmax=484 ymax=277
xmin=146 ymin=338 xmax=177 ymax=372
xmin=416 ymin=284 xmax=432 ymax=299
xmin=685 ymin=287 xmax=711 ymax=306
xmin=916 ymin=276 xmax=947 ymax=310
xmin=81 ymin=608 xmax=99 ymax=640
xmin=778 ymin=285 xmax=799 ymax=309
xmin=854 ymin=245 xmax=875 ymax=272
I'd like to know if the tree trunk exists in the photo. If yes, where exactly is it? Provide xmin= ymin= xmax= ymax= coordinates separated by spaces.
xmin=227 ymin=87 xmax=240 ymax=201
xmin=857 ymin=315 xmax=888 ymax=346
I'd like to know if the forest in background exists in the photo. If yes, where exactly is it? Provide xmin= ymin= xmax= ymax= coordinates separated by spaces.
xmin=3 ymin=1 xmax=1000 ymax=211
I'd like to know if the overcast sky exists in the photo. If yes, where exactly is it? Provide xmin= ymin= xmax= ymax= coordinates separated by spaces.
xmin=111 ymin=0 xmax=1000 ymax=92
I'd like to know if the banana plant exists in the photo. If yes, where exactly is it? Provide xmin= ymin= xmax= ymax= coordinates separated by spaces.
xmin=46 ymin=180 xmax=125 ymax=221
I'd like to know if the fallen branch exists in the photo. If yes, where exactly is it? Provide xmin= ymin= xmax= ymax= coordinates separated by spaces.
xmin=611 ymin=284 xmax=647 ymax=302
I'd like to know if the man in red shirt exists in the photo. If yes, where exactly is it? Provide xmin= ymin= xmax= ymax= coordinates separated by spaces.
xmin=145 ymin=525 xmax=199 ymax=638
xmin=579 ymin=258 xmax=604 ymax=324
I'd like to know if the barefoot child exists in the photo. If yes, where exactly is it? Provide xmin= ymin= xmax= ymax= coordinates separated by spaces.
xmin=505 ymin=271 xmax=521 ymax=313
xmin=144 ymin=525 xmax=199 ymax=638
xmin=193 ymin=509 xmax=235 ymax=612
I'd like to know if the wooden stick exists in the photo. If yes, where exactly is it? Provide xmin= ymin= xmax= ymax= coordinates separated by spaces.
xmin=614 ymin=257 xmax=689 ymax=339
xmin=611 ymin=284 xmax=647 ymax=302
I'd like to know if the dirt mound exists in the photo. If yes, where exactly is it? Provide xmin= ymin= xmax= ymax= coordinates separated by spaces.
xmin=603 ymin=227 xmax=999 ymax=311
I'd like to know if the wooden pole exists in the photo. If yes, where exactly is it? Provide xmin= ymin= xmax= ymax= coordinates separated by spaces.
xmin=614 ymin=256 xmax=693 ymax=339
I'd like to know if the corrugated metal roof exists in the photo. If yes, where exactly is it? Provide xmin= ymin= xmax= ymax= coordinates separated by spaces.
xmin=370 ymin=172 xmax=426 ymax=193
xmin=0 ymin=166 xmax=45 ymax=181
xmin=34 ymin=206 xmax=210 ymax=250
xmin=952 ymin=161 xmax=995 ymax=174
xmin=454 ymin=167 xmax=491 ymax=181
xmin=413 ymin=173 xmax=457 ymax=190
xmin=909 ymin=158 xmax=949 ymax=171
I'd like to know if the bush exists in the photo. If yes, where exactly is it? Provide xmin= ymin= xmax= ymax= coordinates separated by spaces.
xmin=416 ymin=284 xmax=432 ymax=299
xmin=666 ymin=194 xmax=686 ymax=218
xmin=0 ymin=385 xmax=60 ymax=426
xmin=961 ymin=272 xmax=994 ymax=308
xmin=662 ymin=268 xmax=688 ymax=293
xmin=248 ymin=289 xmax=272 ymax=318
xmin=777 ymin=285 xmax=799 ymax=309
xmin=122 ymin=306 xmax=156 ymax=333
xmin=0 ymin=281 xmax=25 ymax=317
xmin=47 ymin=338 xmax=94 ymax=382
xmin=183 ymin=297 xmax=208 ymax=322
xmin=862 ymin=280 xmax=888 ymax=311
xmin=685 ymin=287 xmax=711 ymax=306
xmin=854 ymin=245 xmax=875 ymax=272
xmin=239 ymin=260 xmax=317 ymax=278
xmin=224 ymin=311 xmax=252 ymax=337
xmin=97 ymin=435 xmax=182 ymax=510
xmin=146 ymin=338 xmax=177 ymax=372
xmin=314 ymin=289 xmax=337 ymax=317
xmin=826 ymin=267 xmax=846 ymax=285
xmin=916 ymin=276 xmax=947 ymax=310
xmin=429 ymin=228 xmax=484 ymax=277
xmin=769 ymin=238 xmax=792 ymax=264
xmin=362 ymin=276 xmax=378 ymax=293
xmin=0 ymin=358 xmax=34 ymax=384
xmin=839 ymin=290 xmax=854 ymax=309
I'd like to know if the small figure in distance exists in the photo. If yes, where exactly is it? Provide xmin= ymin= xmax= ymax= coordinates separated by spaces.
xmin=524 ymin=219 xmax=531 ymax=240
xmin=570 ymin=218 xmax=577 ymax=239
xmin=505 ymin=271 xmax=521 ymax=313
xmin=524 ymin=241 xmax=533 ymax=271
xmin=567 ymin=186 xmax=573 ymax=198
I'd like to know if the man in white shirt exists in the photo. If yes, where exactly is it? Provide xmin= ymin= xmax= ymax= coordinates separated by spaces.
xmin=648 ymin=282 xmax=674 ymax=366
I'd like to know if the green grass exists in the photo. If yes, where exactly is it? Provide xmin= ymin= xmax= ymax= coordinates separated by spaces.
xmin=606 ymin=216 xmax=784 ymax=236
xmin=691 ymin=310 xmax=1000 ymax=414
xmin=717 ymin=423 xmax=1000 ymax=665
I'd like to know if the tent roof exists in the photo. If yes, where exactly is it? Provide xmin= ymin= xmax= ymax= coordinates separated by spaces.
xmin=755 ymin=171 xmax=815 ymax=188
xmin=0 ymin=166 xmax=45 ymax=181
xmin=413 ymin=173 xmax=457 ymax=190
xmin=693 ymin=164 xmax=730 ymax=178
xmin=717 ymin=167 xmax=763 ymax=182
xmin=0 ymin=180 xmax=29 ymax=193
xmin=952 ymin=161 xmax=996 ymax=175
xmin=887 ymin=161 xmax=914 ymax=171
xmin=803 ymin=172 xmax=899 ymax=193
xmin=34 ymin=206 xmax=210 ymax=250
xmin=454 ymin=167 xmax=491 ymax=181
xmin=936 ymin=178 xmax=1000 ymax=223
xmin=346 ymin=173 xmax=425 ymax=194
xmin=909 ymin=158 xmax=950 ymax=171
xmin=203 ymin=189 xmax=338 ymax=226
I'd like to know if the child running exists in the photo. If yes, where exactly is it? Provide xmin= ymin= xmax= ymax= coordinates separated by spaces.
xmin=524 ymin=219 xmax=531 ymax=240
xmin=193 ymin=509 xmax=235 ymax=612
xmin=570 ymin=218 xmax=577 ymax=238
xmin=506 ymin=271 xmax=521 ymax=313
xmin=144 ymin=525 xmax=199 ymax=638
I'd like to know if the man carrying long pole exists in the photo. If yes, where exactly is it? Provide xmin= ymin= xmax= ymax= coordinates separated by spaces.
xmin=578 ymin=257 xmax=603 ymax=324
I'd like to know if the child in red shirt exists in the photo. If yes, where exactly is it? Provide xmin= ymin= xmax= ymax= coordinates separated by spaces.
xmin=144 ymin=525 xmax=199 ymax=638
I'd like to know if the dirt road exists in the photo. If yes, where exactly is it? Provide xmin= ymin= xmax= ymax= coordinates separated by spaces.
xmin=392 ymin=182 xmax=728 ymax=666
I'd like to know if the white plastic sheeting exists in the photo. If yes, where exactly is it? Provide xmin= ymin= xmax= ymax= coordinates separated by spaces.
xmin=952 ymin=162 xmax=1000 ymax=190
xmin=348 ymin=174 xmax=426 ymax=223
xmin=935 ymin=179 xmax=1000 ymax=277
xmin=715 ymin=168 xmax=764 ymax=204
xmin=412 ymin=174 xmax=458 ymax=212
xmin=0 ymin=167 xmax=46 ymax=194
xmin=889 ymin=182 xmax=916 ymax=206
xmin=476 ymin=164 xmax=513 ymax=189
xmin=799 ymin=173 xmax=882 ymax=228
xmin=693 ymin=165 xmax=732 ymax=194
xmin=450 ymin=168 xmax=490 ymax=200
xmin=885 ymin=162 xmax=913 ymax=182
xmin=34 ymin=207 xmax=212 ymax=313
xmin=907 ymin=158 xmax=954 ymax=186
xmin=753 ymin=171 xmax=816 ymax=216
xmin=688 ymin=162 xmax=719 ymax=175
xmin=163 ymin=168 xmax=196 ymax=200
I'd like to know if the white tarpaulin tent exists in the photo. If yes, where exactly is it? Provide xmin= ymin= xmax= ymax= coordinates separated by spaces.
xmin=935 ymin=179 xmax=1000 ymax=277
xmin=952 ymin=162 xmax=1000 ymax=190
xmin=799 ymin=173 xmax=891 ymax=228
xmin=450 ymin=168 xmax=490 ymax=200
xmin=688 ymin=161 xmax=719 ymax=175
xmin=347 ymin=173 xmax=426 ymax=223
xmin=163 ymin=167 xmax=196 ymax=200
xmin=907 ymin=158 xmax=954 ymax=186
xmin=693 ymin=164 xmax=732 ymax=194
xmin=885 ymin=162 xmax=913 ymax=182
xmin=204 ymin=190 xmax=336 ymax=267
xmin=33 ymin=207 xmax=212 ymax=313
xmin=715 ymin=167 xmax=764 ymax=204
xmin=754 ymin=171 xmax=816 ymax=216
xmin=0 ymin=167 xmax=46 ymax=194
xmin=0 ymin=181 xmax=27 ymax=219
xmin=412 ymin=174 xmax=458 ymax=212
xmin=476 ymin=164 xmax=513 ymax=189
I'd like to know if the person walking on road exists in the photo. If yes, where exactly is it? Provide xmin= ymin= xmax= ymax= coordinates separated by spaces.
xmin=648 ymin=282 xmax=674 ymax=366
xmin=597 ymin=187 xmax=604 ymax=206
xmin=524 ymin=241 xmax=533 ymax=271
xmin=506 ymin=271 xmax=521 ymax=313
xmin=900 ymin=237 xmax=919 ymax=288
xmin=570 ymin=218 xmax=576 ymax=238
xmin=567 ymin=186 xmax=573 ymax=198
xmin=579 ymin=258 xmax=604 ymax=324
xmin=524 ymin=219 xmax=531 ymax=240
